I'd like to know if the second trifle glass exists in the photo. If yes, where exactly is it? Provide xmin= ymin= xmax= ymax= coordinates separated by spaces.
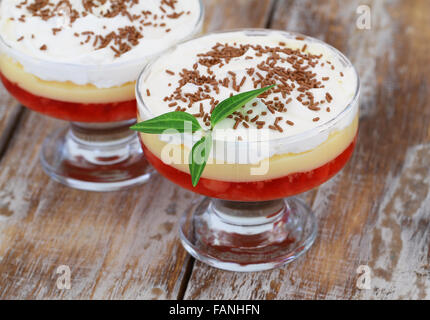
xmin=0 ymin=0 xmax=204 ymax=191
xmin=136 ymin=29 xmax=360 ymax=271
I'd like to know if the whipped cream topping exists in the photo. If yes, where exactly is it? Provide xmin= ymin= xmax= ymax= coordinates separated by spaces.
xmin=138 ymin=31 xmax=359 ymax=158
xmin=0 ymin=0 xmax=203 ymax=87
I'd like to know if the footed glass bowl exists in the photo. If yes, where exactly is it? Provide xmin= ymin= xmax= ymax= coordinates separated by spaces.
xmin=136 ymin=29 xmax=360 ymax=271
xmin=0 ymin=0 xmax=204 ymax=191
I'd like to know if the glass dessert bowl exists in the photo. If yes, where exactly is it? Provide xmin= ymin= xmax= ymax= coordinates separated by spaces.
xmin=0 ymin=0 xmax=204 ymax=191
xmin=136 ymin=29 xmax=360 ymax=271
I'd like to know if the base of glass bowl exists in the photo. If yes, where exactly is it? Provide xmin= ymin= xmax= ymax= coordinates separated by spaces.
xmin=40 ymin=120 xmax=154 ymax=192
xmin=180 ymin=197 xmax=317 ymax=272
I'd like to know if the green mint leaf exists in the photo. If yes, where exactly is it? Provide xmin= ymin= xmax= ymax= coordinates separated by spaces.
xmin=189 ymin=133 xmax=212 ymax=187
xmin=130 ymin=111 xmax=202 ymax=134
xmin=210 ymin=85 xmax=276 ymax=127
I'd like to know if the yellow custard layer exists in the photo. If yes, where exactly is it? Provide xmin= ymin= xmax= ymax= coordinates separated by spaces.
xmin=0 ymin=55 xmax=135 ymax=103
xmin=139 ymin=114 xmax=358 ymax=183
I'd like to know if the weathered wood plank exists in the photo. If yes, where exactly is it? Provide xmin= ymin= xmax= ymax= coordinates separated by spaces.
xmin=0 ymin=38 xmax=195 ymax=303
xmin=0 ymin=0 xmax=275 ymax=299
xmin=0 ymin=83 xmax=22 ymax=158
xmin=0 ymin=111 xmax=200 ymax=299
xmin=202 ymin=0 xmax=275 ymax=32
xmin=184 ymin=0 xmax=430 ymax=299
xmin=356 ymin=143 xmax=430 ymax=299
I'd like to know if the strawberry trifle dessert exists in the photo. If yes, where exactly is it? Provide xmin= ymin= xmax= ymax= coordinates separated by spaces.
xmin=135 ymin=29 xmax=360 ymax=271
xmin=0 ymin=0 xmax=204 ymax=191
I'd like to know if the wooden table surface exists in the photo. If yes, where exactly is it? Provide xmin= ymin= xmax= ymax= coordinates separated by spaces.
xmin=1 ymin=0 xmax=429 ymax=300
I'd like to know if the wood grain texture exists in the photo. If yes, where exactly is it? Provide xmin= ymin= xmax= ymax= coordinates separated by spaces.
xmin=1 ymin=0 xmax=429 ymax=300
xmin=0 ymin=83 xmax=22 ymax=158
xmin=0 ymin=112 xmax=201 ymax=299
xmin=0 ymin=0 xmax=274 ymax=300
xmin=202 ymin=0 xmax=275 ymax=32
xmin=184 ymin=0 xmax=430 ymax=300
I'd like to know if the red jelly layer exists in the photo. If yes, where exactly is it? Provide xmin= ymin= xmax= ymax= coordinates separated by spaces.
xmin=0 ymin=72 xmax=136 ymax=122
xmin=141 ymin=135 xmax=357 ymax=201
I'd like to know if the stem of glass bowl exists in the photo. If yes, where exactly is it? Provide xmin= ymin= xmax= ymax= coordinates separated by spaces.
xmin=179 ymin=196 xmax=318 ymax=272
xmin=68 ymin=120 xmax=138 ymax=165
xmin=40 ymin=120 xmax=153 ymax=191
